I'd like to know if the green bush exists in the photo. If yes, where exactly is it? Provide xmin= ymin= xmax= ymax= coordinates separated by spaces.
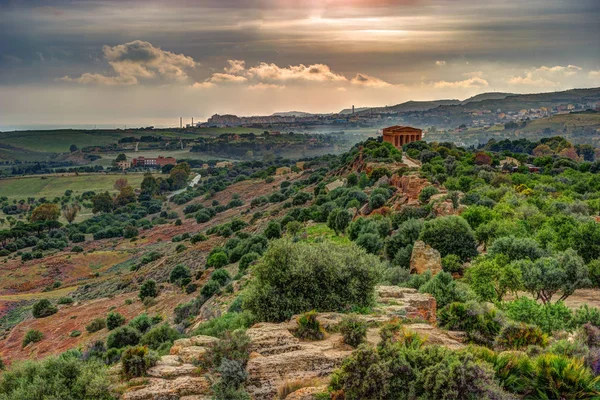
xmin=128 ymin=313 xmax=153 ymax=334
xmin=243 ymin=239 xmax=382 ymax=322
xmin=140 ymin=324 xmax=180 ymax=350
xmin=0 ymin=353 xmax=113 ymax=399
xmin=206 ymin=329 xmax=251 ymax=369
xmin=295 ymin=310 xmax=325 ymax=341
xmin=494 ymin=323 xmax=548 ymax=350
xmin=418 ymin=185 xmax=439 ymax=204
xmin=339 ymin=315 xmax=367 ymax=347
xmin=139 ymin=279 xmax=158 ymax=300
xmin=420 ymin=216 xmax=478 ymax=261
xmin=264 ymin=221 xmax=282 ymax=239
xmin=201 ymin=280 xmax=222 ymax=298
xmin=330 ymin=342 xmax=509 ymax=400
xmin=57 ymin=297 xmax=75 ymax=305
xmin=438 ymin=301 xmax=504 ymax=347
xmin=121 ymin=346 xmax=159 ymax=378
xmin=106 ymin=312 xmax=126 ymax=330
xmin=238 ymin=252 xmax=260 ymax=272
xmin=501 ymin=297 xmax=573 ymax=334
xmin=22 ymin=329 xmax=43 ymax=348
xmin=441 ymin=254 xmax=463 ymax=274
xmin=169 ymin=264 xmax=191 ymax=286
xmin=32 ymin=299 xmax=57 ymax=318
xmin=206 ymin=251 xmax=229 ymax=269
xmin=211 ymin=269 xmax=231 ymax=286
xmin=106 ymin=326 xmax=141 ymax=349
xmin=70 ymin=330 xmax=81 ymax=337
xmin=212 ymin=359 xmax=250 ymax=400
xmin=418 ymin=271 xmax=472 ymax=308
xmin=86 ymin=318 xmax=106 ymax=333
xmin=193 ymin=311 xmax=257 ymax=338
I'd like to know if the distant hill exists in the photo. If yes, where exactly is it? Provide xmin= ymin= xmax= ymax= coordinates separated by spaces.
xmin=271 ymin=111 xmax=316 ymax=117
xmin=461 ymin=92 xmax=515 ymax=104
xmin=348 ymin=100 xmax=461 ymax=115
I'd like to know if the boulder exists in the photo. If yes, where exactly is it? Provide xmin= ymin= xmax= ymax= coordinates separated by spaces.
xmin=410 ymin=240 xmax=442 ymax=276
xmin=177 ymin=346 xmax=208 ymax=364
xmin=123 ymin=376 xmax=210 ymax=400
xmin=286 ymin=385 xmax=329 ymax=400
xmin=246 ymin=346 xmax=348 ymax=400
xmin=246 ymin=323 xmax=302 ymax=355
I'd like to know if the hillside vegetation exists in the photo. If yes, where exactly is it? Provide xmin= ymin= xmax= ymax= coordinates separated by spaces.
xmin=1 ymin=136 xmax=600 ymax=399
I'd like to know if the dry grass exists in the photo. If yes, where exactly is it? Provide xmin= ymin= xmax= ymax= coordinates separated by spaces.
xmin=277 ymin=377 xmax=323 ymax=399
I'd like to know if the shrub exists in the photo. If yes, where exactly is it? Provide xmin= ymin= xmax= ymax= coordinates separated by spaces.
xmin=0 ymin=353 xmax=113 ymax=399
xmin=22 ymin=329 xmax=43 ymax=348
xmin=339 ymin=315 xmax=367 ymax=347
xmin=211 ymin=269 xmax=231 ymax=286
xmin=57 ymin=296 xmax=74 ymax=305
xmin=169 ymin=264 xmax=191 ymax=286
xmin=128 ymin=313 xmax=153 ymax=334
xmin=71 ymin=245 xmax=84 ymax=253
xmin=488 ymin=236 xmax=545 ymax=262
xmin=70 ymin=330 xmax=81 ymax=337
xmin=212 ymin=358 xmax=250 ymax=400
xmin=206 ymin=330 xmax=251 ymax=369
xmin=420 ymin=216 xmax=478 ymax=260
xmin=418 ymin=271 xmax=471 ymax=309
xmin=31 ymin=299 xmax=58 ymax=318
xmin=106 ymin=326 xmax=141 ymax=349
xmin=418 ymin=185 xmax=439 ymax=204
xmin=501 ymin=297 xmax=574 ymax=334
xmin=191 ymin=233 xmax=208 ymax=244
xmin=295 ymin=311 xmax=325 ymax=341
xmin=355 ymin=233 xmax=383 ymax=255
xmin=441 ymin=254 xmax=463 ymax=274
xmin=243 ymin=239 xmax=383 ymax=322
xmin=369 ymin=193 xmax=386 ymax=209
xmin=201 ymin=280 xmax=222 ymax=298
xmin=139 ymin=279 xmax=158 ymax=300
xmin=438 ymin=301 xmax=504 ymax=347
xmin=193 ymin=311 xmax=256 ymax=338
xmin=495 ymin=323 xmax=548 ymax=350
xmin=106 ymin=312 xmax=126 ymax=330
xmin=140 ymin=324 xmax=180 ymax=350
xmin=121 ymin=346 xmax=159 ymax=378
xmin=264 ymin=221 xmax=282 ymax=239
xmin=174 ymin=297 xmax=205 ymax=324
xmin=238 ymin=252 xmax=260 ymax=272
xmin=86 ymin=318 xmax=107 ymax=333
xmin=206 ymin=251 xmax=229 ymax=269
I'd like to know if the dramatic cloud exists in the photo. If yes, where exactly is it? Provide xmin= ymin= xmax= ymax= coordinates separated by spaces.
xmin=589 ymin=70 xmax=600 ymax=78
xmin=59 ymin=40 xmax=197 ymax=85
xmin=433 ymin=77 xmax=489 ymax=89
xmin=350 ymin=73 xmax=393 ymax=88
xmin=507 ymin=65 xmax=583 ymax=88
xmin=435 ymin=61 xmax=446 ymax=66
xmin=508 ymin=72 xmax=559 ymax=88
xmin=535 ymin=65 xmax=582 ymax=76
xmin=193 ymin=59 xmax=394 ymax=89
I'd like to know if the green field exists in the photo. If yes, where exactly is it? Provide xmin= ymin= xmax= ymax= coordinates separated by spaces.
xmin=0 ymin=173 xmax=153 ymax=201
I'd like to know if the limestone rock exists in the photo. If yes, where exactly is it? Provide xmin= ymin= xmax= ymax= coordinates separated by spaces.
xmin=246 ymin=323 xmax=302 ymax=355
xmin=404 ymin=323 xmax=464 ymax=350
xmin=410 ymin=240 xmax=442 ymax=276
xmin=246 ymin=346 xmax=348 ymax=400
xmin=123 ymin=376 xmax=210 ymax=400
xmin=177 ymin=346 xmax=208 ymax=364
xmin=286 ymin=385 xmax=329 ymax=400
xmin=146 ymin=355 xmax=198 ymax=379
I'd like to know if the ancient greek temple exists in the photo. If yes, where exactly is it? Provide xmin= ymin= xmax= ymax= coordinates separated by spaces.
xmin=382 ymin=126 xmax=423 ymax=149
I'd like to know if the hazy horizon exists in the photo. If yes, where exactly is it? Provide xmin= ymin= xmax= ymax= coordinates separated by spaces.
xmin=1 ymin=0 xmax=599 ymax=128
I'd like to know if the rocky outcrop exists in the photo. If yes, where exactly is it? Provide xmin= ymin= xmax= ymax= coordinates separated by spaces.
xmin=376 ymin=286 xmax=437 ymax=323
xmin=245 ymin=324 xmax=350 ymax=400
xmin=286 ymin=385 xmax=329 ymax=400
xmin=390 ymin=174 xmax=430 ymax=204
xmin=123 ymin=335 xmax=219 ymax=400
xmin=410 ymin=240 xmax=442 ymax=276
xmin=123 ymin=376 xmax=210 ymax=400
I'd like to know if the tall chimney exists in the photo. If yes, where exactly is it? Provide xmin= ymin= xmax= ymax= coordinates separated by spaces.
xmin=180 ymin=117 xmax=182 ymax=128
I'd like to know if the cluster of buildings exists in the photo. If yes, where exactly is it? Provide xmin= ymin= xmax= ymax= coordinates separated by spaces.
xmin=116 ymin=156 xmax=177 ymax=170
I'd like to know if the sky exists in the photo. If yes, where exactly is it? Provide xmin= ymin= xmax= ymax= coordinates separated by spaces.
xmin=0 ymin=0 xmax=599 ymax=129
